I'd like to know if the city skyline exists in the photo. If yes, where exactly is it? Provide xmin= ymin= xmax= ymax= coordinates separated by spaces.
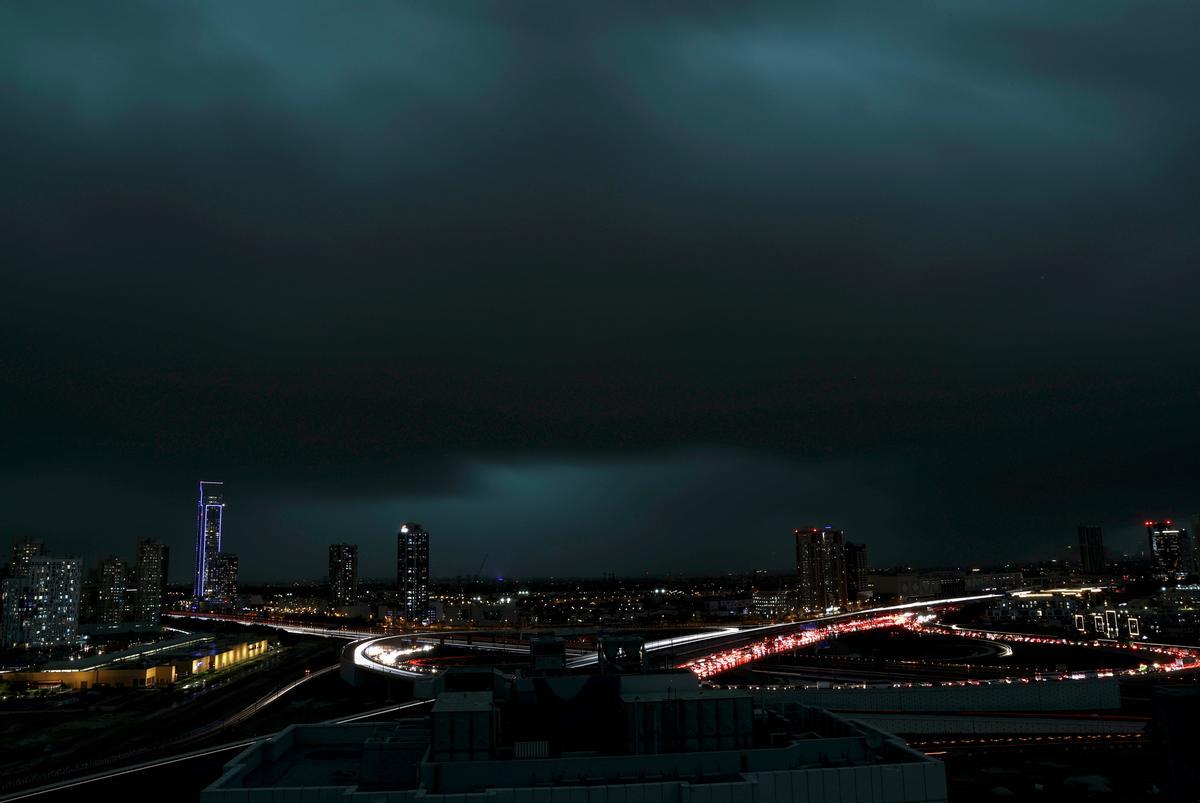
xmin=4 ymin=476 xmax=1197 ymax=583
xmin=4 ymin=4 xmax=1200 ymax=799
xmin=7 ymin=507 xmax=1193 ymax=585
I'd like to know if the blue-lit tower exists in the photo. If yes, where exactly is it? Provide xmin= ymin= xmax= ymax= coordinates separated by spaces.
xmin=194 ymin=481 xmax=225 ymax=599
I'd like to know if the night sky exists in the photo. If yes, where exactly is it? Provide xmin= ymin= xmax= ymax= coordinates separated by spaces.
xmin=3 ymin=2 xmax=1199 ymax=582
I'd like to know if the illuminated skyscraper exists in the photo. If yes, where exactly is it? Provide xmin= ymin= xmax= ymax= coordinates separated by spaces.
xmin=97 ymin=556 xmax=127 ymax=624
xmin=193 ymin=481 xmax=225 ymax=600
xmin=1077 ymin=525 xmax=1105 ymax=574
xmin=795 ymin=527 xmax=848 ymax=612
xmin=329 ymin=543 xmax=359 ymax=606
xmin=135 ymin=539 xmax=170 ymax=623
xmin=396 ymin=523 xmax=430 ymax=622
xmin=1147 ymin=520 xmax=1194 ymax=580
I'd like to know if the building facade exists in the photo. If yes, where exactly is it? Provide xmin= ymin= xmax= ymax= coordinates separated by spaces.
xmin=751 ymin=589 xmax=792 ymax=618
xmin=2 ymin=634 xmax=270 ymax=690
xmin=794 ymin=527 xmax=848 ymax=612
xmin=135 ymin=539 xmax=170 ymax=623
xmin=8 ymin=537 xmax=44 ymax=577
xmin=1148 ymin=520 xmax=1194 ymax=580
xmin=1 ymin=555 xmax=82 ymax=648
xmin=844 ymin=541 xmax=868 ymax=601
xmin=329 ymin=543 xmax=359 ymax=606
xmin=215 ymin=552 xmax=239 ymax=600
xmin=194 ymin=481 xmax=226 ymax=600
xmin=1077 ymin=525 xmax=1105 ymax=574
xmin=97 ymin=556 xmax=127 ymax=624
xmin=397 ymin=523 xmax=430 ymax=623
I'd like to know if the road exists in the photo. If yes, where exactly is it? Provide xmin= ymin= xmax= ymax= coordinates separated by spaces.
xmin=345 ymin=594 xmax=1007 ymax=680
xmin=173 ymin=663 xmax=340 ymax=744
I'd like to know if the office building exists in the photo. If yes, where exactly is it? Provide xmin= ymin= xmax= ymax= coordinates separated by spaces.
xmin=397 ymin=523 xmax=430 ymax=623
xmin=795 ymin=526 xmax=848 ymax=611
xmin=194 ymin=480 xmax=225 ymax=600
xmin=136 ymin=539 xmax=170 ymax=623
xmin=97 ymin=556 xmax=127 ymax=624
xmin=1078 ymin=525 xmax=1105 ymax=574
xmin=844 ymin=541 xmax=868 ymax=601
xmin=1147 ymin=520 xmax=1194 ymax=580
xmin=215 ymin=552 xmax=239 ymax=600
xmin=751 ymin=588 xmax=792 ymax=618
xmin=328 ymin=543 xmax=359 ymax=606
xmin=1 ymin=555 xmax=82 ymax=648
xmin=8 ymin=537 xmax=44 ymax=577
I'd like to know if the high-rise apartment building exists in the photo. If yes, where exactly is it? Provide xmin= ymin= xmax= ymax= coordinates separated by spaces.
xmin=844 ymin=542 xmax=868 ymax=602
xmin=194 ymin=481 xmax=225 ymax=600
xmin=1147 ymin=520 xmax=1194 ymax=580
xmin=1077 ymin=525 xmax=1105 ymax=575
xmin=795 ymin=527 xmax=848 ymax=612
xmin=397 ymin=523 xmax=430 ymax=623
xmin=8 ymin=537 xmax=44 ymax=577
xmin=1 ymin=555 xmax=82 ymax=648
xmin=97 ymin=556 xmax=127 ymax=624
xmin=215 ymin=552 xmax=239 ymax=600
xmin=0 ymin=576 xmax=33 ymax=647
xmin=329 ymin=543 xmax=359 ymax=606
xmin=136 ymin=539 xmax=170 ymax=623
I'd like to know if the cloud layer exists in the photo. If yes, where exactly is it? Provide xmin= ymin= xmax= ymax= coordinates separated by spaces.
xmin=3 ymin=2 xmax=1198 ymax=579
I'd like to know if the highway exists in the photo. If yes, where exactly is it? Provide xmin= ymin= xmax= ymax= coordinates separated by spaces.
xmin=346 ymin=594 xmax=1007 ymax=680
xmin=172 ymin=594 xmax=1007 ymax=678
xmin=911 ymin=731 xmax=1146 ymax=753
xmin=173 ymin=663 xmax=340 ymax=744
xmin=172 ymin=592 xmax=1196 ymax=693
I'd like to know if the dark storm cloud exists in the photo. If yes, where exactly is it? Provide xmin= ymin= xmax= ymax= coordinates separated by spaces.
xmin=2 ymin=2 xmax=1199 ymax=579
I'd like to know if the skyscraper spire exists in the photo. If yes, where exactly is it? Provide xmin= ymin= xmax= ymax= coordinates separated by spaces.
xmin=194 ymin=481 xmax=225 ymax=600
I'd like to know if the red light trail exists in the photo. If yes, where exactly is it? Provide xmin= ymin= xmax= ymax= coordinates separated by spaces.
xmin=677 ymin=613 xmax=912 ymax=679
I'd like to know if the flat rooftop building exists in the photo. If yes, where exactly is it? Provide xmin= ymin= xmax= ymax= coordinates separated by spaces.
xmin=0 ymin=632 xmax=270 ymax=689
xmin=203 ymin=670 xmax=946 ymax=803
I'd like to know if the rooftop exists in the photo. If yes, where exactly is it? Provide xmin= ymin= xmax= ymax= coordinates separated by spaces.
xmin=204 ymin=670 xmax=946 ymax=803
xmin=38 ymin=632 xmax=213 ymax=671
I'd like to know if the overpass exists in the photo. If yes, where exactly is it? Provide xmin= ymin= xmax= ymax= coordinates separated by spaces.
xmin=344 ymin=594 xmax=1005 ymax=684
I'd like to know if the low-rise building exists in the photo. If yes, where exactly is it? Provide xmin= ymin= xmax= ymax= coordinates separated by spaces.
xmin=751 ymin=589 xmax=792 ymax=618
xmin=0 ymin=633 xmax=270 ymax=689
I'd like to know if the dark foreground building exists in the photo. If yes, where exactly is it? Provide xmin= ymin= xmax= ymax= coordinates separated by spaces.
xmin=202 ymin=666 xmax=946 ymax=802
